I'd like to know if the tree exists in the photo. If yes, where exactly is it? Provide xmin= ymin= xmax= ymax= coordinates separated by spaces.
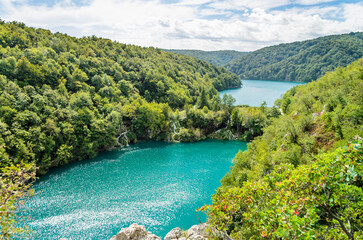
xmin=201 ymin=140 xmax=363 ymax=239
xmin=196 ymin=88 xmax=210 ymax=109
xmin=221 ymin=94 xmax=236 ymax=112
xmin=0 ymin=145 xmax=37 ymax=239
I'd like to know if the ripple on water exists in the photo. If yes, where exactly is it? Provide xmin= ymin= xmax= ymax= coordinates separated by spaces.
xmin=24 ymin=140 xmax=247 ymax=239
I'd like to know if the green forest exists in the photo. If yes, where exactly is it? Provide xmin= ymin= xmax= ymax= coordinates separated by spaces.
xmin=0 ymin=20 xmax=362 ymax=239
xmin=226 ymin=32 xmax=363 ymax=82
xmin=0 ymin=21 xmax=249 ymax=174
xmin=202 ymin=59 xmax=363 ymax=239
xmin=163 ymin=49 xmax=248 ymax=67
xmin=0 ymin=21 xmax=254 ymax=238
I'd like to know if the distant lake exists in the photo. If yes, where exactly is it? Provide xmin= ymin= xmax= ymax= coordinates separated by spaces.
xmin=24 ymin=140 xmax=247 ymax=239
xmin=220 ymin=80 xmax=304 ymax=107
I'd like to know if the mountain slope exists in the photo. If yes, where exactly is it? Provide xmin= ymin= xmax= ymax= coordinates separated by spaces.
xmin=163 ymin=49 xmax=248 ymax=66
xmin=0 ymin=21 xmax=240 ymax=173
xmin=203 ymin=58 xmax=363 ymax=240
xmin=226 ymin=32 xmax=363 ymax=82
xmin=224 ymin=58 xmax=363 ymax=186
xmin=0 ymin=21 xmax=240 ymax=106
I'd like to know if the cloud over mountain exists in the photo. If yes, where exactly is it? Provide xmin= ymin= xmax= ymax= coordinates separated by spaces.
xmin=1 ymin=0 xmax=362 ymax=51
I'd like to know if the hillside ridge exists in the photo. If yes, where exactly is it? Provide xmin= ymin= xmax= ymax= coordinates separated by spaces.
xmin=225 ymin=32 xmax=363 ymax=82
xmin=163 ymin=49 xmax=248 ymax=67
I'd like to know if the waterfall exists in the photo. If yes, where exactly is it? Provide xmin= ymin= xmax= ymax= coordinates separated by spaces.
xmin=124 ymin=132 xmax=129 ymax=146
xmin=169 ymin=121 xmax=180 ymax=142
xmin=116 ymin=135 xmax=121 ymax=146
xmin=172 ymin=122 xmax=176 ymax=134
xmin=116 ymin=130 xmax=129 ymax=147
xmin=167 ymin=134 xmax=171 ymax=143
xmin=227 ymin=130 xmax=234 ymax=140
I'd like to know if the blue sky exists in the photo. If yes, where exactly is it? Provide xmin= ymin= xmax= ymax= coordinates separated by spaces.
xmin=1 ymin=0 xmax=362 ymax=51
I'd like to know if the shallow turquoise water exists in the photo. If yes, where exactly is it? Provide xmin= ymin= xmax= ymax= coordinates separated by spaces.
xmin=24 ymin=140 xmax=247 ymax=239
xmin=220 ymin=79 xmax=304 ymax=107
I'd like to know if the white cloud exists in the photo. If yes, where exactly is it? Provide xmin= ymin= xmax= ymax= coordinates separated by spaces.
xmin=207 ymin=0 xmax=291 ymax=11
xmin=341 ymin=3 xmax=363 ymax=29
xmin=176 ymin=0 xmax=211 ymax=6
xmin=295 ymin=0 xmax=335 ymax=5
xmin=1 ymin=0 xmax=362 ymax=51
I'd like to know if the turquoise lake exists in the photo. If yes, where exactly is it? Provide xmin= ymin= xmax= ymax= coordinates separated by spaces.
xmin=220 ymin=79 xmax=304 ymax=107
xmin=25 ymin=140 xmax=247 ymax=239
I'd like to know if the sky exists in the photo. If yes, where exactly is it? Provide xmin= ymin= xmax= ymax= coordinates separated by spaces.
xmin=0 ymin=0 xmax=362 ymax=51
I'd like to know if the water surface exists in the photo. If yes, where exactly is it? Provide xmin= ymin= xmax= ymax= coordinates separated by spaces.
xmin=220 ymin=79 xmax=304 ymax=107
xmin=25 ymin=140 xmax=247 ymax=239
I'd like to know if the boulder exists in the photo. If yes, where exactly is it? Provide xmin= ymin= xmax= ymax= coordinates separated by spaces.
xmin=187 ymin=223 xmax=232 ymax=240
xmin=187 ymin=223 xmax=209 ymax=240
xmin=110 ymin=223 xmax=232 ymax=240
xmin=110 ymin=223 xmax=161 ymax=240
xmin=164 ymin=227 xmax=182 ymax=240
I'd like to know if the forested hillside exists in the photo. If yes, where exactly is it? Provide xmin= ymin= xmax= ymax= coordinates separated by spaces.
xmin=224 ymin=58 xmax=363 ymax=185
xmin=226 ymin=32 xmax=363 ymax=82
xmin=202 ymin=59 xmax=363 ymax=239
xmin=163 ymin=49 xmax=248 ymax=67
xmin=0 ymin=21 xmax=241 ymax=173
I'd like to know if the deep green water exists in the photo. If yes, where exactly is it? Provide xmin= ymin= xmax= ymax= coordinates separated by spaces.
xmin=24 ymin=140 xmax=247 ymax=239
xmin=220 ymin=79 xmax=304 ymax=107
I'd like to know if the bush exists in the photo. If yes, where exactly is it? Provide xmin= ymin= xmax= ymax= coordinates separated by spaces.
xmin=201 ymin=140 xmax=363 ymax=239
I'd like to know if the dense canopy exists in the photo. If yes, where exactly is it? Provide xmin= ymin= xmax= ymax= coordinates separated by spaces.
xmin=226 ymin=32 xmax=363 ymax=82
xmin=202 ymin=59 xmax=363 ymax=240
xmin=1 ymin=20 xmax=362 ymax=240
xmin=0 ymin=20 xmax=241 ymax=173
xmin=163 ymin=49 xmax=248 ymax=67
xmin=224 ymin=59 xmax=363 ymax=186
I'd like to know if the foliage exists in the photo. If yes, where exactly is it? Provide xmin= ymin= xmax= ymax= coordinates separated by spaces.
xmin=163 ymin=49 xmax=249 ymax=67
xmin=0 ymin=147 xmax=37 ymax=239
xmin=0 ymin=21 xmax=244 ymax=174
xmin=223 ymin=59 xmax=363 ymax=186
xmin=201 ymin=140 xmax=362 ymax=239
xmin=226 ymin=32 xmax=363 ymax=82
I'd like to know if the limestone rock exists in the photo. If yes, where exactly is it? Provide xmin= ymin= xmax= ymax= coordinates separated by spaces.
xmin=187 ymin=223 xmax=209 ymax=240
xmin=187 ymin=223 xmax=232 ymax=240
xmin=110 ymin=223 xmax=232 ymax=240
xmin=110 ymin=223 xmax=161 ymax=240
xmin=164 ymin=227 xmax=182 ymax=240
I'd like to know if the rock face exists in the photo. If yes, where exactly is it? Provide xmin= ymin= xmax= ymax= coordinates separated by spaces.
xmin=163 ymin=223 xmax=231 ymax=240
xmin=110 ymin=223 xmax=231 ymax=240
xmin=186 ymin=223 xmax=209 ymax=240
xmin=164 ymin=227 xmax=182 ymax=240
xmin=110 ymin=223 xmax=161 ymax=240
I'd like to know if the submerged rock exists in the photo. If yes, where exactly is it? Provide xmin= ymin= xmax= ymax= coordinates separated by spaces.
xmin=110 ymin=223 xmax=161 ymax=240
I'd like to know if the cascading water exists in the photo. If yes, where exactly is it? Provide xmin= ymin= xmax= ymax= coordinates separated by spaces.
xmin=169 ymin=121 xmax=179 ymax=142
xmin=123 ymin=132 xmax=129 ymax=146
xmin=172 ymin=122 xmax=176 ymax=134
xmin=116 ymin=129 xmax=129 ymax=147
